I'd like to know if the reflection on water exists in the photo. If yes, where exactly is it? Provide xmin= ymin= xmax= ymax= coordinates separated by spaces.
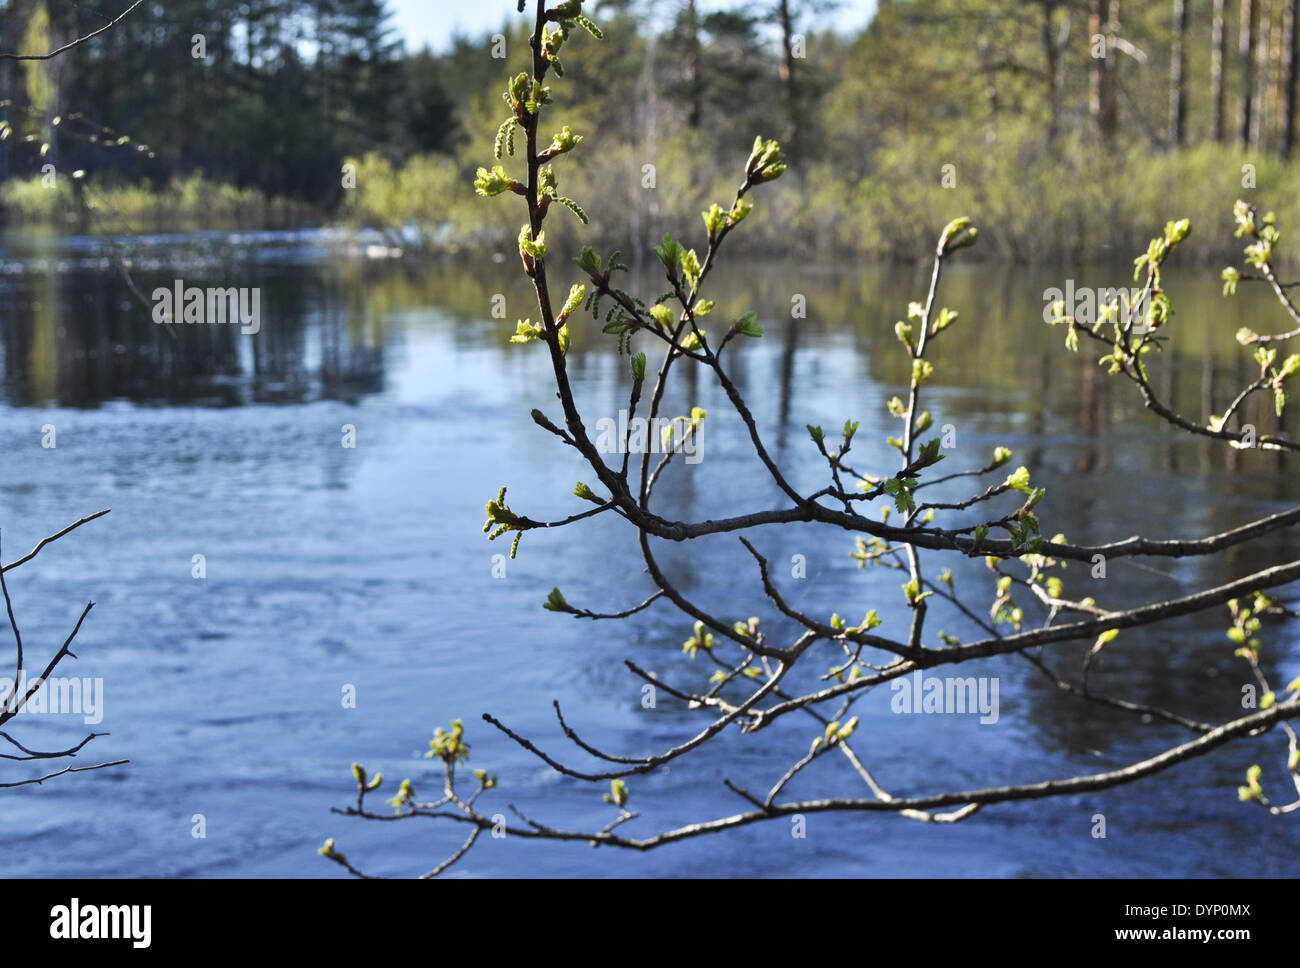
xmin=0 ymin=229 xmax=1296 ymax=877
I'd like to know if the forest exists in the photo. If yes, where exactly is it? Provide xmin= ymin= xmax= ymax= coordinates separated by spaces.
xmin=5 ymin=0 xmax=1300 ymax=262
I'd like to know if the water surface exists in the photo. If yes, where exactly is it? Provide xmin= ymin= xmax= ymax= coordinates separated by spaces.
xmin=0 ymin=229 xmax=1296 ymax=876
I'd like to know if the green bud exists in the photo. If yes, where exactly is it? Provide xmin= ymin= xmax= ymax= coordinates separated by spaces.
xmin=559 ymin=284 xmax=585 ymax=320
xmin=518 ymin=225 xmax=547 ymax=261
xmin=1164 ymin=218 xmax=1191 ymax=245
xmin=1004 ymin=466 xmax=1032 ymax=493
xmin=703 ymin=203 xmax=727 ymax=238
xmin=681 ymin=249 xmax=702 ymax=290
xmin=474 ymin=165 xmax=513 ymax=198
xmin=603 ymin=779 xmax=629 ymax=807
xmin=939 ymin=216 xmax=977 ymax=253
xmin=746 ymin=136 xmax=786 ymax=183
xmin=653 ymin=234 xmax=685 ymax=278
xmin=732 ymin=311 xmax=763 ymax=338
xmin=1222 ymin=266 xmax=1242 ymax=298
xmin=551 ymin=125 xmax=582 ymax=154
xmin=649 ymin=304 xmax=676 ymax=329
xmin=509 ymin=319 xmax=544 ymax=344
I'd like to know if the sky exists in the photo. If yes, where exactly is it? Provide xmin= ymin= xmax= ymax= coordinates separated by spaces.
xmin=389 ymin=0 xmax=880 ymax=53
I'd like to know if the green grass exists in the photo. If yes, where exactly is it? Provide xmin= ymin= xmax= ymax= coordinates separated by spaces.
xmin=0 ymin=173 xmax=317 ymax=230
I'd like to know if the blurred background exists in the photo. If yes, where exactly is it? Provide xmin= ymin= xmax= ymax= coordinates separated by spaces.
xmin=5 ymin=0 xmax=1300 ymax=259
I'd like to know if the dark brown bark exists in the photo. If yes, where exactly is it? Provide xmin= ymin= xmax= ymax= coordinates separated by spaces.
xmin=777 ymin=0 xmax=794 ymax=86
xmin=684 ymin=0 xmax=701 ymax=129
xmin=777 ymin=0 xmax=799 ymax=155
xmin=1090 ymin=0 xmax=1119 ymax=138
xmin=1240 ymin=0 xmax=1259 ymax=147
xmin=1170 ymin=0 xmax=1188 ymax=146
xmin=1041 ymin=0 xmax=1061 ymax=141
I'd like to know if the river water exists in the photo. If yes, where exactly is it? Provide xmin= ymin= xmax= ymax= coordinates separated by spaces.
xmin=0 ymin=228 xmax=1296 ymax=876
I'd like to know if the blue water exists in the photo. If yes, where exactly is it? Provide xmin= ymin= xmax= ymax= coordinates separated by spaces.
xmin=0 ymin=230 xmax=1296 ymax=876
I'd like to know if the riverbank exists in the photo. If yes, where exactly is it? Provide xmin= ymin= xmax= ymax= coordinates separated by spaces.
xmin=5 ymin=130 xmax=1298 ymax=266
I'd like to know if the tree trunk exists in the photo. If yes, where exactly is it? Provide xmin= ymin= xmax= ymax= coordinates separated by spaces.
xmin=684 ymin=0 xmax=701 ymax=129
xmin=1089 ymin=0 xmax=1118 ymax=138
xmin=1284 ymin=0 xmax=1299 ymax=157
xmin=1170 ymin=0 xmax=1188 ymax=147
xmin=776 ymin=0 xmax=800 ymax=157
xmin=1041 ymin=0 xmax=1061 ymax=141
xmin=1266 ymin=1 xmax=1284 ymax=146
xmin=778 ymin=0 xmax=797 ymax=138
xmin=1240 ymin=0 xmax=1259 ymax=147
xmin=1089 ymin=0 xmax=1104 ymax=125
xmin=1212 ymin=0 xmax=1227 ymax=141
xmin=1102 ymin=0 xmax=1120 ymax=137
xmin=1254 ymin=0 xmax=1273 ymax=148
